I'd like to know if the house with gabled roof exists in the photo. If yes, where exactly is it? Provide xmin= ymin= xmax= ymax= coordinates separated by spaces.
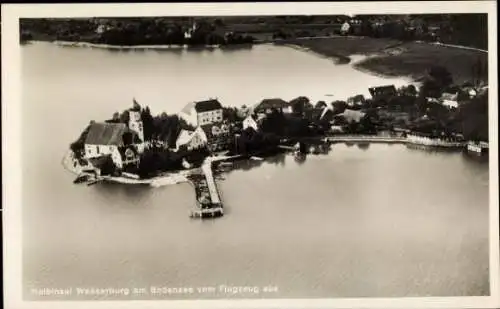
xmin=347 ymin=94 xmax=366 ymax=107
xmin=179 ymin=98 xmax=224 ymax=127
xmin=253 ymin=98 xmax=292 ymax=115
xmin=242 ymin=114 xmax=266 ymax=132
xmin=368 ymin=85 xmax=397 ymax=100
xmin=174 ymin=126 xmax=208 ymax=152
xmin=84 ymin=122 xmax=140 ymax=169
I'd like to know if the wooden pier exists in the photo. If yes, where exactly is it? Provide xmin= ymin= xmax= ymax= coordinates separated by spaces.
xmin=189 ymin=155 xmax=242 ymax=219
xmin=324 ymin=135 xmax=408 ymax=144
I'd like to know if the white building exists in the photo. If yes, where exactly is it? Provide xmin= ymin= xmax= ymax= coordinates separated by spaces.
xmin=242 ymin=114 xmax=260 ymax=131
xmin=84 ymin=123 xmax=129 ymax=169
xmin=340 ymin=22 xmax=351 ymax=35
xmin=330 ymin=125 xmax=344 ymax=133
xmin=340 ymin=109 xmax=366 ymax=123
xmin=174 ymin=127 xmax=208 ymax=151
xmin=179 ymin=99 xmax=224 ymax=127
xmin=442 ymin=99 xmax=458 ymax=109
xmin=440 ymin=92 xmax=459 ymax=109
xmin=347 ymin=94 xmax=366 ymax=107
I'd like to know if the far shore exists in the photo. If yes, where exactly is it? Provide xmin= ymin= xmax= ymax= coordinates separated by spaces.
xmin=27 ymin=40 xmax=253 ymax=51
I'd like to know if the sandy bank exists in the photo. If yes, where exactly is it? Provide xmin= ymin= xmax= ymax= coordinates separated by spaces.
xmin=104 ymin=171 xmax=194 ymax=187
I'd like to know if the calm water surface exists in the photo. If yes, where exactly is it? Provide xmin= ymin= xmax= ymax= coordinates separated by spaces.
xmin=22 ymin=42 xmax=489 ymax=299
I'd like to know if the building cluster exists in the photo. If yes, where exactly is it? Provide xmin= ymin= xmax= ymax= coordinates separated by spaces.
xmin=83 ymin=109 xmax=145 ymax=176
xmin=426 ymin=84 xmax=486 ymax=109
xmin=78 ymin=79 xmax=489 ymax=176
xmin=178 ymin=99 xmax=232 ymax=153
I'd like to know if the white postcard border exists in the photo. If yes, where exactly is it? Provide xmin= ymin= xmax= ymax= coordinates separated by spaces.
xmin=2 ymin=2 xmax=498 ymax=309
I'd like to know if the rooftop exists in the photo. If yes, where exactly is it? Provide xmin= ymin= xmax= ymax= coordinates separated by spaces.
xmin=85 ymin=122 xmax=128 ymax=146
xmin=368 ymin=85 xmax=397 ymax=98
xmin=181 ymin=99 xmax=223 ymax=115
xmin=254 ymin=98 xmax=290 ymax=111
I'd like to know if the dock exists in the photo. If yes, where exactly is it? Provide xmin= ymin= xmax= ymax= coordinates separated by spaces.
xmin=189 ymin=155 xmax=242 ymax=219
xmin=201 ymin=159 xmax=222 ymax=205
xmin=325 ymin=135 xmax=408 ymax=144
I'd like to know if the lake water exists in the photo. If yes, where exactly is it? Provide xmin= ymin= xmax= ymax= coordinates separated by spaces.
xmin=21 ymin=42 xmax=489 ymax=300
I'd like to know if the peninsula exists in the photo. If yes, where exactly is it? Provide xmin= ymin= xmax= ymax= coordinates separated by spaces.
xmin=63 ymin=67 xmax=489 ymax=218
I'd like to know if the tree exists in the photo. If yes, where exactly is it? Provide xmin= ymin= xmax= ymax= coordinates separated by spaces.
xmin=289 ymin=96 xmax=311 ymax=116
xmin=223 ymin=107 xmax=239 ymax=123
xmin=471 ymin=56 xmax=487 ymax=88
xmin=398 ymin=84 xmax=417 ymax=97
xmin=428 ymin=65 xmax=453 ymax=90
xmin=315 ymin=101 xmax=327 ymax=109
xmin=213 ymin=18 xmax=224 ymax=27
xmin=99 ymin=156 xmax=118 ymax=176
xmin=419 ymin=79 xmax=442 ymax=99
xmin=141 ymin=106 xmax=155 ymax=141
xmin=331 ymin=100 xmax=348 ymax=114
xmin=119 ymin=110 xmax=130 ymax=124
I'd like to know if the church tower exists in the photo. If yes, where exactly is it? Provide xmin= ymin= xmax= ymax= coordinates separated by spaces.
xmin=128 ymin=110 xmax=145 ymax=153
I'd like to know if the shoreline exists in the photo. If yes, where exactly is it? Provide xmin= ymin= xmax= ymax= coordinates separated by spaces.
xmin=27 ymin=40 xmax=251 ymax=51
xmin=25 ymin=35 xmax=488 ymax=53
xmin=276 ymin=42 xmax=351 ymax=65
xmin=63 ymin=137 xmax=473 ymax=187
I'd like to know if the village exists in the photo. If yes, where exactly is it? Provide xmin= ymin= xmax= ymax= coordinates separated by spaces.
xmin=64 ymin=69 xmax=489 ymax=218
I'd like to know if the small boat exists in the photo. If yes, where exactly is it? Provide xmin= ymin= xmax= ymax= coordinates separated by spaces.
xmin=294 ymin=149 xmax=305 ymax=157
xmin=73 ymin=174 xmax=90 ymax=183
xmin=182 ymin=159 xmax=192 ymax=169
xmin=294 ymin=151 xmax=307 ymax=162
xmin=86 ymin=178 xmax=102 ymax=186
xmin=73 ymin=174 xmax=90 ymax=184
xmin=309 ymin=145 xmax=322 ymax=155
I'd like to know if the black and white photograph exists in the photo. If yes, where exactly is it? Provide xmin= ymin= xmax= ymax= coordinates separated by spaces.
xmin=2 ymin=2 xmax=499 ymax=309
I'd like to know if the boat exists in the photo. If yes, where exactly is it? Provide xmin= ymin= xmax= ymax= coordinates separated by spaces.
xmin=293 ymin=141 xmax=308 ymax=154
xmin=73 ymin=174 xmax=91 ymax=184
xmin=294 ymin=151 xmax=307 ymax=162
xmin=250 ymin=156 xmax=264 ymax=161
xmin=86 ymin=179 xmax=101 ymax=186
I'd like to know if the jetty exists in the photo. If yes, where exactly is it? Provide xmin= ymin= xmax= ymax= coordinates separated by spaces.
xmin=324 ymin=135 xmax=408 ymax=144
xmin=190 ymin=154 xmax=242 ymax=219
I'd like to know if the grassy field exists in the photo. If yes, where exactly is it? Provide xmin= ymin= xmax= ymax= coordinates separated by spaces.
xmin=286 ymin=37 xmax=488 ymax=84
